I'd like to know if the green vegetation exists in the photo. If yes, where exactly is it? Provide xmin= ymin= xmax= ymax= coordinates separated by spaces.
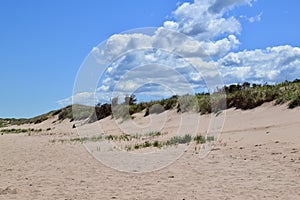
xmin=50 ymin=135 xmax=104 ymax=144
xmin=193 ymin=135 xmax=215 ymax=144
xmin=287 ymin=94 xmax=300 ymax=108
xmin=51 ymin=131 xmax=167 ymax=144
xmin=105 ymin=80 xmax=300 ymax=121
xmin=207 ymin=136 xmax=215 ymax=142
xmin=147 ymin=131 xmax=164 ymax=137
xmin=0 ymin=104 xmax=95 ymax=127
xmin=1 ymin=80 xmax=299 ymax=125
xmin=225 ymin=80 xmax=300 ymax=110
xmin=112 ymin=105 xmax=131 ymax=120
xmin=178 ymin=94 xmax=198 ymax=112
xmin=194 ymin=135 xmax=206 ymax=144
xmin=166 ymin=134 xmax=192 ymax=145
xmin=0 ymin=112 xmax=54 ymax=126
xmin=58 ymin=104 xmax=94 ymax=121
xmin=125 ymin=134 xmax=204 ymax=151
xmin=0 ymin=128 xmax=43 ymax=134
xmin=196 ymin=94 xmax=212 ymax=114
xmin=153 ymin=140 xmax=163 ymax=148
xmin=0 ymin=120 xmax=9 ymax=128
xmin=51 ymin=132 xmax=214 ymax=152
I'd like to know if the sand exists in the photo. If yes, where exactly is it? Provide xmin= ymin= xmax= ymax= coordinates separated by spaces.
xmin=0 ymin=102 xmax=300 ymax=199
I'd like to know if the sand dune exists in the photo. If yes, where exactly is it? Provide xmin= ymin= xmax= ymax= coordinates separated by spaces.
xmin=0 ymin=103 xmax=299 ymax=199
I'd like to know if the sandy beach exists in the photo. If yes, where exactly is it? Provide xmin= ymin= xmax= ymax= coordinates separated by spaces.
xmin=0 ymin=103 xmax=300 ymax=199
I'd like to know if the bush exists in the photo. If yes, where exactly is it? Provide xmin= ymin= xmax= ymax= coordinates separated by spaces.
xmin=288 ymin=95 xmax=300 ymax=108
xmin=153 ymin=140 xmax=162 ymax=148
xmin=178 ymin=95 xmax=198 ymax=113
xmin=149 ymin=104 xmax=165 ymax=114
xmin=166 ymin=134 xmax=192 ymax=145
xmin=207 ymin=136 xmax=215 ymax=142
xmin=194 ymin=135 xmax=206 ymax=144
xmin=134 ymin=144 xmax=140 ymax=149
xmin=211 ymin=93 xmax=227 ymax=113
xmin=197 ymin=95 xmax=211 ymax=114
xmin=229 ymin=89 xmax=264 ymax=110
xmin=142 ymin=141 xmax=151 ymax=148
xmin=162 ymin=95 xmax=178 ymax=110
xmin=58 ymin=106 xmax=73 ymax=121
xmin=129 ymin=103 xmax=147 ymax=115
xmin=112 ymin=105 xmax=131 ymax=119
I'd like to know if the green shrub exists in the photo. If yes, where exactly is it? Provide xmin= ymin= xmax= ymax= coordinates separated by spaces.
xmin=197 ymin=95 xmax=211 ymax=114
xmin=161 ymin=95 xmax=178 ymax=110
xmin=58 ymin=106 xmax=73 ymax=121
xmin=143 ymin=141 xmax=151 ymax=148
xmin=149 ymin=104 xmax=165 ymax=114
xmin=105 ymin=135 xmax=116 ymax=140
xmin=134 ymin=144 xmax=140 ymax=149
xmin=166 ymin=134 xmax=192 ymax=145
xmin=118 ymin=134 xmax=130 ymax=141
xmin=153 ymin=140 xmax=162 ymax=148
xmin=288 ymin=95 xmax=300 ymax=108
xmin=182 ymin=134 xmax=192 ymax=143
xmin=128 ymin=102 xmax=149 ymax=115
xmin=112 ymin=105 xmax=131 ymax=119
xmin=147 ymin=131 xmax=162 ymax=137
xmin=194 ymin=135 xmax=206 ymax=144
xmin=178 ymin=95 xmax=198 ymax=113
xmin=211 ymin=93 xmax=227 ymax=113
xmin=207 ymin=136 xmax=215 ymax=142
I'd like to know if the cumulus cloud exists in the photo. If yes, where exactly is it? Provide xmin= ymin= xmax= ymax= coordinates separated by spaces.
xmin=98 ymin=85 xmax=109 ymax=92
xmin=96 ymin=0 xmax=254 ymax=62
xmin=103 ymin=33 xmax=153 ymax=61
xmin=66 ymin=0 xmax=255 ymax=106
xmin=219 ymin=45 xmax=300 ymax=84
xmin=164 ymin=0 xmax=253 ymax=40
xmin=57 ymin=92 xmax=96 ymax=106
xmin=101 ymin=50 xmax=205 ymax=98
xmin=208 ymin=0 xmax=253 ymax=14
xmin=57 ymin=0 xmax=300 ymax=107
xmin=198 ymin=35 xmax=240 ymax=58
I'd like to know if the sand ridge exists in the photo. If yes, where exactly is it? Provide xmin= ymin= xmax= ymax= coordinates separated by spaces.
xmin=0 ymin=103 xmax=299 ymax=199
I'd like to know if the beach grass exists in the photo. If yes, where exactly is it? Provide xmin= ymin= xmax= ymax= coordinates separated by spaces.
xmin=0 ymin=128 xmax=43 ymax=134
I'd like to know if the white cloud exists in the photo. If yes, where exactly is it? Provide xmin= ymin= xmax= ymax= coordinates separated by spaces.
xmin=106 ymin=67 xmax=113 ymax=73
xmin=198 ymin=35 xmax=240 ymax=58
xmin=163 ymin=21 xmax=179 ymax=30
xmin=98 ymin=0 xmax=254 ymax=61
xmin=56 ymin=97 xmax=72 ymax=106
xmin=102 ymin=33 xmax=153 ymax=61
xmin=219 ymin=45 xmax=300 ymax=84
xmin=163 ymin=0 xmax=253 ymax=40
xmin=208 ymin=0 xmax=253 ymax=13
xmin=98 ymin=85 xmax=109 ymax=92
xmin=58 ymin=0 xmax=300 ymax=108
xmin=70 ymin=0 xmax=254 ymax=105
xmin=57 ymin=92 xmax=96 ymax=106
xmin=109 ymin=61 xmax=198 ymax=97
xmin=240 ymin=12 xmax=263 ymax=23
xmin=248 ymin=12 xmax=262 ymax=23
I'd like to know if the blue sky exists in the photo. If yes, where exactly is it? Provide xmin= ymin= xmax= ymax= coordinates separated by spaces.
xmin=0 ymin=0 xmax=300 ymax=118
